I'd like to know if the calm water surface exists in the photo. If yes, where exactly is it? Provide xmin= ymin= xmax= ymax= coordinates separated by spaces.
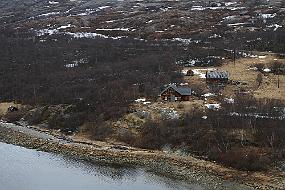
xmin=0 ymin=142 xmax=205 ymax=190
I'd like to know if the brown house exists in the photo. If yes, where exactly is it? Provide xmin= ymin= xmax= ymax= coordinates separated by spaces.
xmin=206 ymin=71 xmax=229 ymax=84
xmin=160 ymin=84 xmax=192 ymax=102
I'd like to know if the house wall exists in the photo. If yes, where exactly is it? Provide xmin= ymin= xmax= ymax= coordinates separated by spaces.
xmin=160 ymin=88 xmax=190 ymax=101
xmin=161 ymin=88 xmax=181 ymax=101
xmin=181 ymin=95 xmax=190 ymax=101
xmin=206 ymin=78 xmax=228 ymax=84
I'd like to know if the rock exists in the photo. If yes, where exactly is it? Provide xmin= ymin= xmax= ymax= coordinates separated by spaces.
xmin=135 ymin=110 xmax=151 ymax=119
xmin=281 ymin=164 xmax=285 ymax=172
xmin=160 ymin=108 xmax=179 ymax=120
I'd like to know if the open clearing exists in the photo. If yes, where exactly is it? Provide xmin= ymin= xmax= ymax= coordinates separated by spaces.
xmin=184 ymin=54 xmax=285 ymax=101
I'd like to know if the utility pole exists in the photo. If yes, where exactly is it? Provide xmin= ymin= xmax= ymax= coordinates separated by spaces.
xmin=233 ymin=49 xmax=236 ymax=66
xmin=277 ymin=70 xmax=280 ymax=88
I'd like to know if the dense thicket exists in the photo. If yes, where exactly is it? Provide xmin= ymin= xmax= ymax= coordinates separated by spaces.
xmin=0 ymin=30 xmax=182 ymax=121
xmin=132 ymin=95 xmax=285 ymax=171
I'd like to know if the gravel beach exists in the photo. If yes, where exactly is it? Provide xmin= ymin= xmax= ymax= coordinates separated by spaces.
xmin=0 ymin=122 xmax=284 ymax=190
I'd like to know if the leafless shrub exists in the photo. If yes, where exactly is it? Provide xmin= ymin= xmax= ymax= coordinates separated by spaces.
xmin=177 ymin=103 xmax=185 ymax=109
xmin=132 ymin=97 xmax=284 ymax=171
xmin=252 ymin=63 xmax=265 ymax=71
xmin=81 ymin=122 xmax=113 ymax=141
xmin=4 ymin=110 xmax=26 ymax=123
xmin=116 ymin=128 xmax=135 ymax=144
xmin=256 ymin=73 xmax=263 ymax=87
xmin=217 ymin=147 xmax=271 ymax=171
xmin=268 ymin=61 xmax=285 ymax=74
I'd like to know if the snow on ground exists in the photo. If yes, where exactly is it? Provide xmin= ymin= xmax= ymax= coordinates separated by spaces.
xmin=98 ymin=6 xmax=111 ymax=10
xmin=76 ymin=9 xmax=96 ymax=16
xmin=134 ymin=97 xmax=151 ymax=105
xmin=202 ymin=93 xmax=216 ymax=97
xmin=191 ymin=6 xmax=205 ymax=11
xmin=260 ymin=13 xmax=276 ymax=19
xmin=48 ymin=1 xmax=59 ymax=5
xmin=209 ymin=34 xmax=221 ymax=39
xmin=225 ymin=2 xmax=237 ymax=6
xmin=181 ymin=69 xmax=188 ymax=75
xmin=37 ymin=29 xmax=59 ymax=36
xmin=171 ymin=38 xmax=193 ymax=45
xmin=66 ymin=32 xmax=125 ymax=39
xmin=246 ymin=66 xmax=258 ymax=71
xmin=36 ymin=27 xmax=126 ymax=40
xmin=96 ymin=28 xmax=131 ymax=31
xmin=65 ymin=63 xmax=78 ymax=68
xmin=228 ymin=22 xmax=249 ymax=27
xmin=230 ymin=112 xmax=284 ymax=120
xmin=135 ymin=98 xmax=146 ymax=103
xmin=192 ymin=68 xmax=216 ymax=78
xmin=57 ymin=24 xmax=73 ymax=30
xmin=178 ymin=59 xmax=201 ymax=67
xmin=267 ymin=24 xmax=283 ymax=31
xmin=223 ymin=15 xmax=238 ymax=21
xmin=171 ymin=38 xmax=201 ymax=45
xmin=205 ymin=104 xmax=220 ymax=110
xmin=106 ymin=20 xmax=116 ymax=23
xmin=191 ymin=5 xmax=245 ymax=11
xmin=224 ymin=98 xmax=235 ymax=104
xmin=263 ymin=68 xmax=271 ymax=72
xmin=38 ymin=11 xmax=60 ymax=17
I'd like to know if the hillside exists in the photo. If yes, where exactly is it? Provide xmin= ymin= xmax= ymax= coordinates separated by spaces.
xmin=0 ymin=0 xmax=284 ymax=188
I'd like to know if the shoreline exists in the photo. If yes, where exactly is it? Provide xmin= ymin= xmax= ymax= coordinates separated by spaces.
xmin=0 ymin=122 xmax=284 ymax=190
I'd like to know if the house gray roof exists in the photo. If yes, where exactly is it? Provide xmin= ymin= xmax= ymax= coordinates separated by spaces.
xmin=160 ymin=85 xmax=192 ymax=96
xmin=206 ymin=71 xmax=229 ymax=79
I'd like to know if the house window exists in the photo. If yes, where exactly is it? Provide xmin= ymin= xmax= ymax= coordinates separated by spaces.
xmin=175 ymin=97 xmax=178 ymax=101
xmin=165 ymin=97 xmax=167 ymax=101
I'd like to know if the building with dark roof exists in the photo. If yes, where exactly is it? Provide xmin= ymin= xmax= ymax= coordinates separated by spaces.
xmin=206 ymin=70 xmax=229 ymax=84
xmin=160 ymin=84 xmax=192 ymax=102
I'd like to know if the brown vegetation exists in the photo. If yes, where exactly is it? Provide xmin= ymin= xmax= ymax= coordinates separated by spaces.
xmin=118 ymin=94 xmax=285 ymax=171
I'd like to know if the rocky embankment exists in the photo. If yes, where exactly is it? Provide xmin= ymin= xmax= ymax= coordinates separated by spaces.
xmin=0 ymin=122 xmax=284 ymax=190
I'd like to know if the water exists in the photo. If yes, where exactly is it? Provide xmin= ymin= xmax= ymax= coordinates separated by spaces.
xmin=0 ymin=142 xmax=204 ymax=190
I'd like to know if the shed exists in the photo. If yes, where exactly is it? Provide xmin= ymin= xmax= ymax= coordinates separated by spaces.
xmin=206 ymin=71 xmax=229 ymax=84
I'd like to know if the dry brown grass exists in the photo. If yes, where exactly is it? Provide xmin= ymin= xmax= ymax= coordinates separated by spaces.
xmin=220 ymin=55 xmax=285 ymax=101
xmin=184 ymin=55 xmax=285 ymax=101
xmin=0 ymin=102 xmax=23 ymax=116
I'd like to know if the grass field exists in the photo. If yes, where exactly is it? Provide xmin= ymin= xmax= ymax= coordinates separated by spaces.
xmin=184 ymin=55 xmax=285 ymax=101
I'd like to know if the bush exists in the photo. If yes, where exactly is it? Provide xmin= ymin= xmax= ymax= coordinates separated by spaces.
xmin=252 ymin=63 xmax=265 ymax=71
xmin=4 ymin=110 xmax=26 ymax=123
xmin=268 ymin=61 xmax=285 ymax=74
xmin=218 ymin=147 xmax=271 ymax=171
xmin=48 ymin=113 xmax=84 ymax=131
xmin=131 ymin=100 xmax=284 ymax=171
xmin=24 ymin=106 xmax=48 ymax=125
xmin=116 ymin=128 xmax=135 ymax=144
xmin=81 ymin=122 xmax=113 ymax=141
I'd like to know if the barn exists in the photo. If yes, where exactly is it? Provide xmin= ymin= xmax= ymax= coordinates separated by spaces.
xmin=160 ymin=84 xmax=192 ymax=102
xmin=206 ymin=70 xmax=229 ymax=84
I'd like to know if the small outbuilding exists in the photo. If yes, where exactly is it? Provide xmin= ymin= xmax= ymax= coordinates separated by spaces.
xmin=186 ymin=69 xmax=195 ymax=76
xmin=206 ymin=70 xmax=229 ymax=84
xmin=160 ymin=84 xmax=192 ymax=102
